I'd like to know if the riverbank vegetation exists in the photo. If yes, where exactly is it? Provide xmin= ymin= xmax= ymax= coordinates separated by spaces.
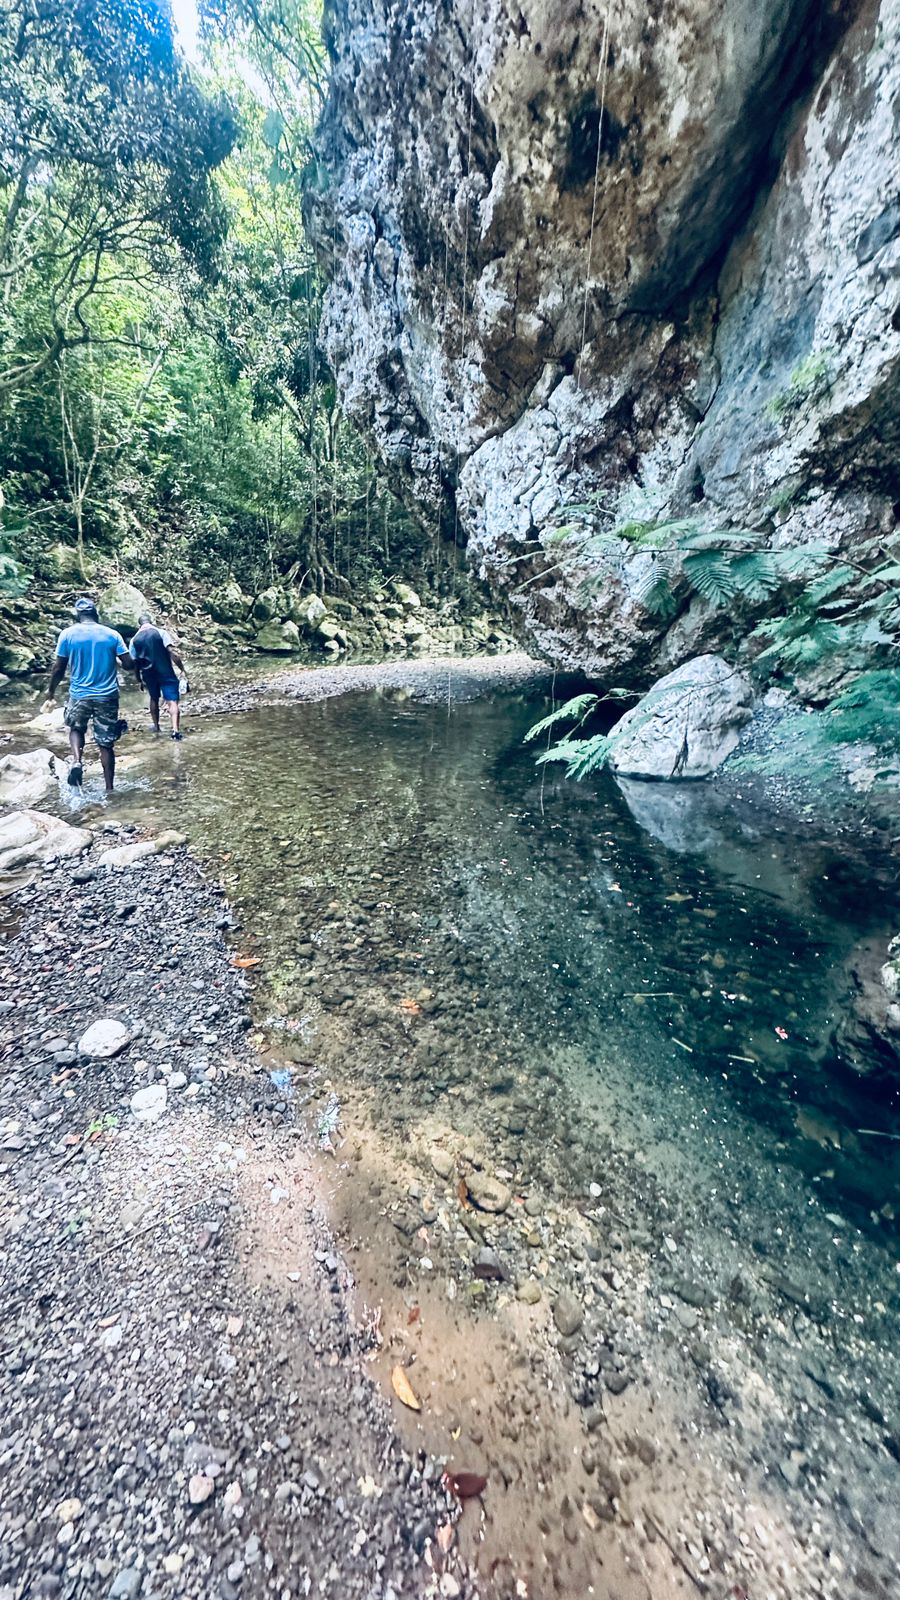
xmin=0 ymin=0 xmax=426 ymax=611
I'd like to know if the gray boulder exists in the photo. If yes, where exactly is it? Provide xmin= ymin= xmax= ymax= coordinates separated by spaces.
xmin=252 ymin=587 xmax=281 ymax=623
xmin=0 ymin=810 xmax=91 ymax=871
xmin=292 ymin=593 xmax=327 ymax=631
xmin=0 ymin=644 xmax=35 ymax=676
xmin=208 ymin=580 xmax=249 ymax=624
xmin=254 ymin=620 xmax=301 ymax=653
xmin=608 ymin=655 xmax=752 ymax=781
xmin=99 ymin=581 xmax=149 ymax=637
xmin=0 ymin=749 xmax=58 ymax=808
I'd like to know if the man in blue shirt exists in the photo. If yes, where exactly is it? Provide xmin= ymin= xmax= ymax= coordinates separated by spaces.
xmin=44 ymin=597 xmax=139 ymax=792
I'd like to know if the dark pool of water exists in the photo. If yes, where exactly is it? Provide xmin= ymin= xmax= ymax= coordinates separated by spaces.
xmin=92 ymin=683 xmax=900 ymax=1242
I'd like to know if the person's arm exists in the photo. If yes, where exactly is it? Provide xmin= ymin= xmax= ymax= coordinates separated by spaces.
xmin=116 ymin=637 xmax=139 ymax=677
xmin=163 ymin=631 xmax=188 ymax=689
xmin=128 ymin=637 xmax=144 ymax=687
xmin=42 ymin=655 xmax=68 ymax=710
xmin=42 ymin=634 xmax=69 ymax=710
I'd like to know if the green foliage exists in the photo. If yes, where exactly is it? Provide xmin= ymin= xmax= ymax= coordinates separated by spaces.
xmin=535 ymin=735 xmax=613 ymax=780
xmin=523 ymin=693 xmax=612 ymax=780
xmin=766 ymin=351 xmax=835 ymax=424
xmin=0 ymin=0 xmax=430 ymax=606
xmin=545 ymin=496 xmax=829 ymax=622
xmin=0 ymin=0 xmax=236 ymax=395
xmin=823 ymin=670 xmax=900 ymax=755
xmin=522 ymin=693 xmax=599 ymax=743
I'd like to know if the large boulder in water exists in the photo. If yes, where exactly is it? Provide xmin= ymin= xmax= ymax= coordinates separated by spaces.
xmin=0 ymin=749 xmax=59 ymax=808
xmin=100 ymin=580 xmax=149 ymax=637
xmin=608 ymin=655 xmax=752 ymax=781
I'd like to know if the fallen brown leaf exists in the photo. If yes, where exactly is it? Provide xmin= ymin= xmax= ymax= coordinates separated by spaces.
xmin=457 ymin=1178 xmax=471 ymax=1210
xmin=399 ymin=998 xmax=421 ymax=1016
xmin=444 ymin=1470 xmax=487 ymax=1500
xmin=230 ymin=955 xmax=261 ymax=969
xmin=391 ymin=1364 xmax=421 ymax=1411
xmin=407 ymin=1305 xmax=421 ymax=1325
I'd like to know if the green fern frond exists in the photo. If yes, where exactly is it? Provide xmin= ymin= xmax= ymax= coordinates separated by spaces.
xmin=682 ymin=552 xmax=739 ymax=606
xmin=535 ymin=735 xmax=613 ymax=778
xmin=801 ymin=564 xmax=857 ymax=606
xmin=523 ymin=693 xmax=598 ymax=744
xmin=729 ymin=552 xmax=780 ymax=600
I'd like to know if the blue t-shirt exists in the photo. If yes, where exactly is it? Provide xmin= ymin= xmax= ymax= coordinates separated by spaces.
xmin=55 ymin=621 xmax=128 ymax=700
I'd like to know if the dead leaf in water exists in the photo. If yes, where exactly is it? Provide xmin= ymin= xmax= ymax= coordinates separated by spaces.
xmin=795 ymin=1107 xmax=842 ymax=1149
xmin=444 ymin=1470 xmax=487 ymax=1500
xmin=230 ymin=955 xmax=261 ymax=969
xmin=399 ymin=998 xmax=421 ymax=1016
xmin=391 ymin=1364 xmax=421 ymax=1411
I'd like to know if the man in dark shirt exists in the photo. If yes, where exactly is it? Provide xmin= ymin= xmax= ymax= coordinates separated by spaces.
xmin=130 ymin=613 xmax=188 ymax=739
xmin=44 ymin=597 xmax=139 ymax=791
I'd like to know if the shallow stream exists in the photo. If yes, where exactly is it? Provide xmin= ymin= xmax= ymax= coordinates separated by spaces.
xmin=109 ymin=678 xmax=900 ymax=1215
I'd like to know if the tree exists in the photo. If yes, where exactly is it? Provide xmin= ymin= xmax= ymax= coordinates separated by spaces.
xmin=0 ymin=0 xmax=236 ymax=394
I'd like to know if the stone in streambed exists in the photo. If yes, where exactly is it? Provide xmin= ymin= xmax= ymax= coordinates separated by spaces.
xmin=0 ymin=809 xmax=91 ymax=871
xmin=130 ymin=1084 xmax=167 ymax=1123
xmin=431 ymin=1148 xmax=455 ymax=1181
xmin=553 ymin=1292 xmax=584 ymax=1337
xmin=0 ymin=749 xmax=58 ymax=808
xmin=465 ymin=1170 xmax=512 ymax=1213
xmin=96 ymin=831 xmax=187 ymax=868
xmin=108 ymin=1571 xmax=143 ymax=1600
xmin=188 ymin=1472 xmax=215 ymax=1506
xmin=79 ymin=1018 xmax=131 ymax=1059
xmin=517 ymin=1280 xmax=542 ymax=1305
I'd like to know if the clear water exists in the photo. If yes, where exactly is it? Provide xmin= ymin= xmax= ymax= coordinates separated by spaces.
xmin=107 ymin=686 xmax=899 ymax=1237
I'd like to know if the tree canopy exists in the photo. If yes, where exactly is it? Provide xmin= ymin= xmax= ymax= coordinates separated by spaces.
xmin=0 ymin=0 xmax=429 ymax=605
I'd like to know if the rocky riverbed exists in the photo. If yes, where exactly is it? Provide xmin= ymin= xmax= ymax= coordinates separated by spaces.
xmin=0 ymin=835 xmax=467 ymax=1600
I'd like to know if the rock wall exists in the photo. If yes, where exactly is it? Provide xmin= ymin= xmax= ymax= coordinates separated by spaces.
xmin=305 ymin=0 xmax=900 ymax=683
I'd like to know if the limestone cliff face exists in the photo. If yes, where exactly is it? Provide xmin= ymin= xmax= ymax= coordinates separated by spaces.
xmin=306 ymin=0 xmax=900 ymax=683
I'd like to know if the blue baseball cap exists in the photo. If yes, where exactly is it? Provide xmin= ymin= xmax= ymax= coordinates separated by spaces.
xmin=73 ymin=596 xmax=98 ymax=615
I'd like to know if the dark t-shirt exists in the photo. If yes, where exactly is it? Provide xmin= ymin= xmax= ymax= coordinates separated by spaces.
xmin=130 ymin=624 xmax=175 ymax=682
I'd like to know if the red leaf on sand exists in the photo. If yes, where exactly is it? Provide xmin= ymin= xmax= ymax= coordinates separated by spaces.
xmin=407 ymin=1305 xmax=421 ymax=1325
xmin=444 ymin=1470 xmax=487 ymax=1500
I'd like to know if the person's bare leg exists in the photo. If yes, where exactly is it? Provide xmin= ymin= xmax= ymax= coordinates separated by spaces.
xmin=170 ymin=698 xmax=181 ymax=737
xmin=99 ymin=745 xmax=115 ymax=794
xmin=68 ymin=727 xmax=85 ymax=785
xmin=149 ymin=695 xmax=161 ymax=733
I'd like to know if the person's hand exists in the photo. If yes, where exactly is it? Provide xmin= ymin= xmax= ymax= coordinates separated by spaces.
xmin=40 ymin=698 xmax=56 ymax=715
